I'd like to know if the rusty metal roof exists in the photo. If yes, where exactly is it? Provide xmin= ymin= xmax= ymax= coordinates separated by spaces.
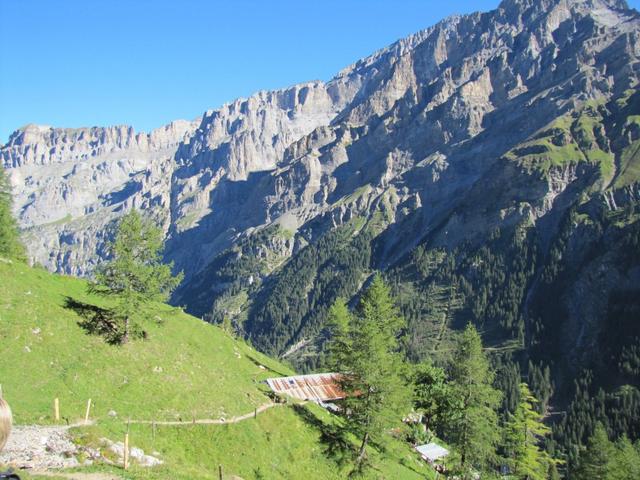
xmin=265 ymin=373 xmax=345 ymax=402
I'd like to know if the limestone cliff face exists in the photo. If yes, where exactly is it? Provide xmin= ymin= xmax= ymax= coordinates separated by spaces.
xmin=1 ymin=120 xmax=199 ymax=275
xmin=2 ymin=0 xmax=640 ymax=353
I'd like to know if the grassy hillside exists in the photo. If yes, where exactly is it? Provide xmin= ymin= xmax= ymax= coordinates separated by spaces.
xmin=0 ymin=259 xmax=429 ymax=479
xmin=70 ymin=404 xmax=428 ymax=480
xmin=0 ymin=258 xmax=288 ymax=424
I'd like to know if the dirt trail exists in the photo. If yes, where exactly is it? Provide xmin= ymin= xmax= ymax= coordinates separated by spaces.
xmin=127 ymin=401 xmax=283 ymax=425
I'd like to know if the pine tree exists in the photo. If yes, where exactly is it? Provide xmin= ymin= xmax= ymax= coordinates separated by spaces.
xmin=0 ymin=165 xmax=25 ymax=260
xmin=89 ymin=210 xmax=183 ymax=343
xmin=503 ymin=382 xmax=556 ymax=479
xmin=327 ymin=299 xmax=352 ymax=372
xmin=495 ymin=355 xmax=521 ymax=415
xmin=327 ymin=275 xmax=411 ymax=474
xmin=528 ymin=361 xmax=554 ymax=414
xmin=447 ymin=323 xmax=501 ymax=475
xmin=574 ymin=422 xmax=614 ymax=479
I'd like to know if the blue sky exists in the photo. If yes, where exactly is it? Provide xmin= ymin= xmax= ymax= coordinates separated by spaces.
xmin=1 ymin=0 xmax=638 ymax=143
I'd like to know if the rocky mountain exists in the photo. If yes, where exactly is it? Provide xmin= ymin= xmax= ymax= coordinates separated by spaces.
xmin=3 ymin=0 xmax=640 ymax=464
xmin=4 ymin=0 xmax=634 ymax=273
xmin=1 ymin=121 xmax=199 ymax=274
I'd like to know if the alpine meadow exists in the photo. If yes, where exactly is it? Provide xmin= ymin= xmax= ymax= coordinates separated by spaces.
xmin=1 ymin=0 xmax=640 ymax=479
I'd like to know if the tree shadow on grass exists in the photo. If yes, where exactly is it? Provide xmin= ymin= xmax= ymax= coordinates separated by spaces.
xmin=64 ymin=296 xmax=124 ymax=345
xmin=291 ymin=403 xmax=355 ymax=467
xmin=291 ymin=403 xmax=425 ymax=478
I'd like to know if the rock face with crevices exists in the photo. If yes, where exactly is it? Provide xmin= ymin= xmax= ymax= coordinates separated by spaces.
xmin=3 ymin=0 xmax=638 ymax=277
xmin=2 ymin=0 xmax=640 ymax=387
xmin=1 ymin=120 xmax=199 ymax=275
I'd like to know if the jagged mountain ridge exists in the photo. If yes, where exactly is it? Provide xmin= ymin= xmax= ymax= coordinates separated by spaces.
xmin=3 ymin=0 xmax=634 ymax=278
xmin=2 ymin=0 xmax=640 ymax=362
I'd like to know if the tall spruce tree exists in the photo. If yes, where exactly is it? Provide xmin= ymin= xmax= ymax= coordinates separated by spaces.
xmin=0 ymin=165 xmax=25 ymax=260
xmin=327 ymin=275 xmax=411 ymax=474
xmin=90 ymin=210 xmax=183 ymax=343
xmin=447 ymin=323 xmax=501 ymax=475
xmin=503 ymin=383 xmax=556 ymax=480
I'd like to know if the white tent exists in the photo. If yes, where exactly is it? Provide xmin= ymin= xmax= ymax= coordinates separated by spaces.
xmin=415 ymin=442 xmax=449 ymax=463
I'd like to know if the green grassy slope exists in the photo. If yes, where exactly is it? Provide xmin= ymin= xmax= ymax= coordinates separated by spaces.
xmin=504 ymin=102 xmax=615 ymax=180
xmin=0 ymin=259 xmax=288 ymax=424
xmin=0 ymin=259 xmax=429 ymax=480
xmin=71 ymin=403 xmax=428 ymax=480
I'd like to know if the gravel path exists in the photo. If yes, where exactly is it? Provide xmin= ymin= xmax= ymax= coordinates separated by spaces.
xmin=0 ymin=424 xmax=82 ymax=470
xmin=0 ymin=424 xmax=125 ymax=479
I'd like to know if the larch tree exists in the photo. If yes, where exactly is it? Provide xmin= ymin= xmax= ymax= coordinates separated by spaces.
xmin=412 ymin=360 xmax=453 ymax=434
xmin=608 ymin=436 xmax=640 ymax=480
xmin=0 ymin=165 xmax=25 ymax=260
xmin=574 ymin=422 xmax=614 ymax=479
xmin=503 ymin=382 xmax=556 ymax=480
xmin=327 ymin=275 xmax=411 ymax=474
xmin=574 ymin=425 xmax=640 ymax=479
xmin=89 ymin=210 xmax=183 ymax=344
xmin=447 ymin=323 xmax=501 ymax=476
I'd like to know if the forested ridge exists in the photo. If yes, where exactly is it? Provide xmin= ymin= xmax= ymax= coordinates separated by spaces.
xmin=182 ymin=87 xmax=640 ymax=476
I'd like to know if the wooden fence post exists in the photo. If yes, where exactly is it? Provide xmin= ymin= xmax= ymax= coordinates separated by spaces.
xmin=124 ymin=432 xmax=130 ymax=470
xmin=54 ymin=397 xmax=60 ymax=422
xmin=84 ymin=398 xmax=92 ymax=423
xmin=218 ymin=464 xmax=223 ymax=480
